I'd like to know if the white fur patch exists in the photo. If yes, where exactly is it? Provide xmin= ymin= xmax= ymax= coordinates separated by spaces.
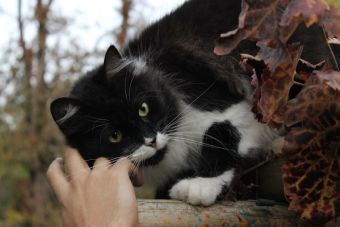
xmin=107 ymin=59 xmax=134 ymax=76
xmin=177 ymin=101 xmax=277 ymax=156
xmin=169 ymin=169 xmax=234 ymax=206
xmin=131 ymin=133 xmax=169 ymax=163
xmin=155 ymin=132 xmax=168 ymax=150
xmin=130 ymin=145 xmax=156 ymax=162
xmin=132 ymin=57 xmax=147 ymax=75
xmin=144 ymin=137 xmax=154 ymax=146
xmin=57 ymin=104 xmax=79 ymax=124
xmin=107 ymin=57 xmax=147 ymax=77
xmin=141 ymin=101 xmax=277 ymax=188
xmin=142 ymin=136 xmax=191 ymax=187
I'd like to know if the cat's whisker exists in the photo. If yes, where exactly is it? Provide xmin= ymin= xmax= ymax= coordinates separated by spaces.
xmin=164 ymin=81 xmax=217 ymax=130
xmin=167 ymin=129 xmax=229 ymax=149
xmin=165 ymin=114 xmax=229 ymax=133
xmin=128 ymin=72 xmax=136 ymax=102
xmin=88 ymin=122 xmax=110 ymax=133
xmin=162 ymin=115 xmax=185 ymax=134
xmin=83 ymin=116 xmax=110 ymax=123
xmin=162 ymin=110 xmax=201 ymax=133
xmin=163 ymin=108 xmax=195 ymax=133
xmin=168 ymin=136 xmax=234 ymax=152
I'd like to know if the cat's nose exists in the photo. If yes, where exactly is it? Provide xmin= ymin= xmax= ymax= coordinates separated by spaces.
xmin=144 ymin=137 xmax=156 ymax=147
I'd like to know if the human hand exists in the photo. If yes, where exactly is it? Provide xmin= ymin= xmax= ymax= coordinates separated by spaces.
xmin=47 ymin=149 xmax=143 ymax=227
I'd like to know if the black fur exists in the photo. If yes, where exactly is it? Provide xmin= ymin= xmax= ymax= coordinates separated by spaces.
xmin=199 ymin=121 xmax=241 ymax=177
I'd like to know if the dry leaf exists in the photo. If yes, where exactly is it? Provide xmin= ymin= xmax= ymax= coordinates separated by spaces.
xmin=280 ymin=71 xmax=340 ymax=224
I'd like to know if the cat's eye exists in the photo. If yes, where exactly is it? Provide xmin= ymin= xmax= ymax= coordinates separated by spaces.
xmin=109 ymin=130 xmax=123 ymax=143
xmin=138 ymin=102 xmax=149 ymax=117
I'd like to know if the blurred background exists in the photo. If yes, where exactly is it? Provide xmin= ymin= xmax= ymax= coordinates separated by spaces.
xmin=0 ymin=0 xmax=339 ymax=226
xmin=0 ymin=0 xmax=184 ymax=226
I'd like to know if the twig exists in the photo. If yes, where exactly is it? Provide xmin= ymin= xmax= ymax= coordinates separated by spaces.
xmin=226 ymin=152 xmax=276 ymax=198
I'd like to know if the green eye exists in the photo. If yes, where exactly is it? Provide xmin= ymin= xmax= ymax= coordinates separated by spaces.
xmin=138 ymin=102 xmax=149 ymax=117
xmin=109 ymin=130 xmax=123 ymax=143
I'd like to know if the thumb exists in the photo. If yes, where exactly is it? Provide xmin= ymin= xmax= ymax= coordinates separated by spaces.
xmin=130 ymin=168 xmax=144 ymax=187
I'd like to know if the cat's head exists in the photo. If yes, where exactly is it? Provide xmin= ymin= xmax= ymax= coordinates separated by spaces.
xmin=51 ymin=45 xmax=179 ymax=166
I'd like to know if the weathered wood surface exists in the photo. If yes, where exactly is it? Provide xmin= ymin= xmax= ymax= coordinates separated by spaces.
xmin=137 ymin=199 xmax=306 ymax=227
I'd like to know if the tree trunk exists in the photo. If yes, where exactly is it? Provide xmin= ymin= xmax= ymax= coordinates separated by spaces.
xmin=18 ymin=0 xmax=33 ymax=132
xmin=17 ymin=0 xmax=55 ymax=226
xmin=117 ymin=0 xmax=132 ymax=46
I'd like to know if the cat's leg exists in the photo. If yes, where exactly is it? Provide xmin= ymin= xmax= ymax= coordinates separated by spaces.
xmin=169 ymin=121 xmax=243 ymax=206
xmin=169 ymin=169 xmax=235 ymax=206
xmin=155 ymin=169 xmax=195 ymax=199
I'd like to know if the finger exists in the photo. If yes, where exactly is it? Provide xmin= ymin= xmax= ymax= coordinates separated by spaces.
xmin=112 ymin=158 xmax=134 ymax=173
xmin=114 ymin=158 xmax=144 ymax=187
xmin=130 ymin=170 xmax=144 ymax=187
xmin=47 ymin=157 xmax=69 ymax=202
xmin=93 ymin=157 xmax=111 ymax=171
xmin=65 ymin=148 xmax=90 ymax=179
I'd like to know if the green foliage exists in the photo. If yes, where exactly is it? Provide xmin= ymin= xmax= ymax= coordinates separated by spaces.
xmin=0 ymin=210 xmax=26 ymax=227
xmin=327 ymin=0 xmax=340 ymax=6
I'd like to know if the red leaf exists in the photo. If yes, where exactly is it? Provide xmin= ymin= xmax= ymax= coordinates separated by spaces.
xmin=215 ymin=0 xmax=330 ymax=56
xmin=215 ymin=0 xmax=285 ymax=56
xmin=279 ymin=71 xmax=340 ymax=225
xmin=280 ymin=0 xmax=329 ymax=27
xmin=296 ymin=59 xmax=326 ymax=83
xmin=321 ymin=5 xmax=340 ymax=38
xmin=243 ymin=44 xmax=302 ymax=125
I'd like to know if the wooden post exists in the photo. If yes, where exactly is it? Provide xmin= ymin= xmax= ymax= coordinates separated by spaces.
xmin=137 ymin=200 xmax=306 ymax=227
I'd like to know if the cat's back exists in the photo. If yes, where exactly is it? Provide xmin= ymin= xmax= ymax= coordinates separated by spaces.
xmin=125 ymin=0 xmax=242 ymax=55
xmin=122 ymin=0 xmax=255 ymax=109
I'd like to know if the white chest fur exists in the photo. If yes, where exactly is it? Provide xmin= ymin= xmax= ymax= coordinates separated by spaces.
xmin=142 ymin=100 xmax=276 ymax=188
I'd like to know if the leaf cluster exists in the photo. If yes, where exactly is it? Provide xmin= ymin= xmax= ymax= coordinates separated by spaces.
xmin=215 ymin=0 xmax=340 ymax=224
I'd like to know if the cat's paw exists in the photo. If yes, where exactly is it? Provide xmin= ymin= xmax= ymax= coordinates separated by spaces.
xmin=169 ymin=177 xmax=224 ymax=206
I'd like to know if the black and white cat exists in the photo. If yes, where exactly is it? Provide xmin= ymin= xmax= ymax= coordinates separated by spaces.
xmin=50 ymin=0 xmax=277 ymax=206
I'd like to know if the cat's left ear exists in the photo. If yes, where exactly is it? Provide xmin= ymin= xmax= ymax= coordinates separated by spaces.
xmin=50 ymin=97 xmax=84 ymax=136
xmin=104 ymin=45 xmax=122 ymax=76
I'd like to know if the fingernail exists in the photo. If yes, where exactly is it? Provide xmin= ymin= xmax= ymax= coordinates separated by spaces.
xmin=55 ymin=157 xmax=64 ymax=164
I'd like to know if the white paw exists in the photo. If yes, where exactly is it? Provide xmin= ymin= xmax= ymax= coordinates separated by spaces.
xmin=169 ymin=177 xmax=223 ymax=206
xmin=169 ymin=170 xmax=234 ymax=206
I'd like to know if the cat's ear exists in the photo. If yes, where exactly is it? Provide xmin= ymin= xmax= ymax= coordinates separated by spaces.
xmin=50 ymin=97 xmax=83 ymax=136
xmin=104 ymin=45 xmax=122 ymax=76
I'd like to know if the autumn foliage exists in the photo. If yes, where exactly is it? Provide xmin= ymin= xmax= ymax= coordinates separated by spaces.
xmin=215 ymin=0 xmax=340 ymax=225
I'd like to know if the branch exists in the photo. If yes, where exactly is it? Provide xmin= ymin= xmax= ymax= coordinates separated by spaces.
xmin=17 ymin=0 xmax=25 ymax=50
xmin=35 ymin=0 xmax=54 ymax=89
xmin=137 ymin=199 xmax=302 ymax=226
xmin=17 ymin=0 xmax=33 ymax=128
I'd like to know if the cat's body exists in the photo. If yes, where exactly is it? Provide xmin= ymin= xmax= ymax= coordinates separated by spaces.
xmin=51 ymin=0 xmax=277 ymax=205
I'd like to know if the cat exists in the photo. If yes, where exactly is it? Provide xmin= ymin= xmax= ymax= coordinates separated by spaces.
xmin=50 ymin=0 xmax=277 ymax=206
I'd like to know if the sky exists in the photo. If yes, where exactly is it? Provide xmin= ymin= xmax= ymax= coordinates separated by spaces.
xmin=0 ymin=0 xmax=185 ymax=108
xmin=0 ymin=0 xmax=186 ymax=52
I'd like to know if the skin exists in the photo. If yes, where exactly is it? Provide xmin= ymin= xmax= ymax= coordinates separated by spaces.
xmin=47 ymin=149 xmax=143 ymax=227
